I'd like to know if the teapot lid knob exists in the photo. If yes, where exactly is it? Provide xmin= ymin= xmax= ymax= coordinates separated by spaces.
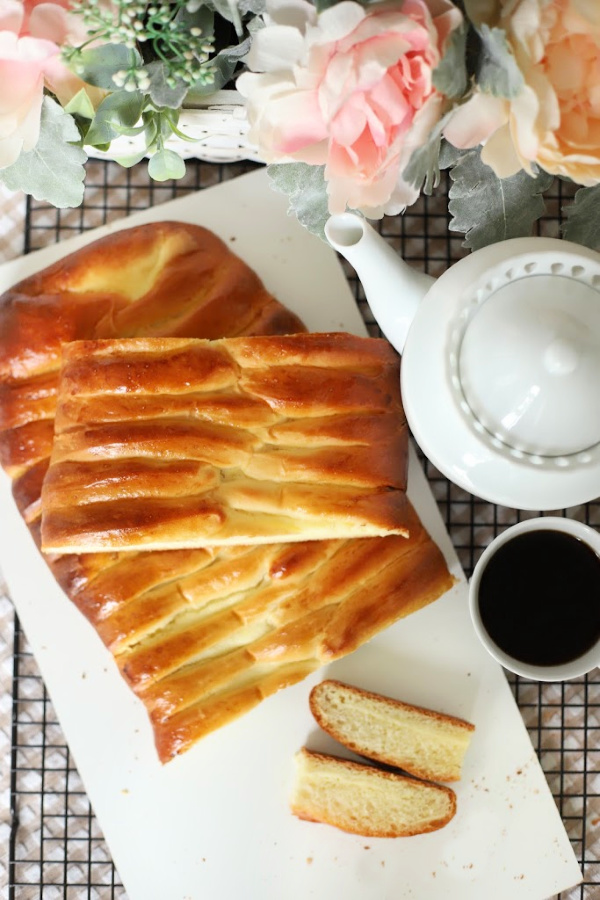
xmin=542 ymin=338 xmax=579 ymax=375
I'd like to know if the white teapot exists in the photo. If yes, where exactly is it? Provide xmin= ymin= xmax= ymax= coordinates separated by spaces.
xmin=325 ymin=213 xmax=600 ymax=510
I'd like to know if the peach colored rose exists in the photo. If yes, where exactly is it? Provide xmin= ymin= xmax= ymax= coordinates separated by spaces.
xmin=237 ymin=0 xmax=463 ymax=217
xmin=0 ymin=1 xmax=97 ymax=169
xmin=444 ymin=0 xmax=600 ymax=185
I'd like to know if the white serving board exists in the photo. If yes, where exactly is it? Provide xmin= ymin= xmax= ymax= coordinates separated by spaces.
xmin=0 ymin=169 xmax=581 ymax=900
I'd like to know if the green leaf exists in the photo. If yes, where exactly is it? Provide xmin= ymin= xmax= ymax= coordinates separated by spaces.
xmin=0 ymin=97 xmax=86 ymax=208
xmin=75 ymin=43 xmax=142 ymax=90
xmin=113 ymin=148 xmax=149 ymax=168
xmin=175 ymin=1 xmax=215 ymax=34
xmin=444 ymin=145 xmax=553 ymax=250
xmin=438 ymin=140 xmax=462 ymax=170
xmin=146 ymin=62 xmax=189 ymax=109
xmin=85 ymin=90 xmax=144 ymax=146
xmin=476 ymin=25 xmax=524 ymax=98
xmin=148 ymin=149 xmax=186 ymax=181
xmin=267 ymin=162 xmax=332 ymax=242
xmin=433 ymin=22 xmax=468 ymax=99
xmin=562 ymin=185 xmax=600 ymax=250
xmin=185 ymin=49 xmax=237 ymax=97
xmin=63 ymin=88 xmax=95 ymax=120
xmin=187 ymin=34 xmax=251 ymax=95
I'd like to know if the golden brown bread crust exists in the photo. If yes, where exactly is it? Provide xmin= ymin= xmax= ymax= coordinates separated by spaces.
xmin=40 ymin=333 xmax=410 ymax=552
xmin=0 ymin=221 xmax=305 ymax=482
xmin=0 ymin=221 xmax=454 ymax=763
xmin=39 ymin=493 xmax=454 ymax=763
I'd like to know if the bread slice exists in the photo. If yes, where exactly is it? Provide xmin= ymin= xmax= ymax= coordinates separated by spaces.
xmin=309 ymin=680 xmax=475 ymax=783
xmin=290 ymin=748 xmax=456 ymax=837
xmin=40 ymin=333 xmax=410 ymax=553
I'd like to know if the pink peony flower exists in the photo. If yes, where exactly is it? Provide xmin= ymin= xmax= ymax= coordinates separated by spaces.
xmin=444 ymin=0 xmax=600 ymax=185
xmin=0 ymin=0 xmax=91 ymax=169
xmin=237 ymin=0 xmax=463 ymax=217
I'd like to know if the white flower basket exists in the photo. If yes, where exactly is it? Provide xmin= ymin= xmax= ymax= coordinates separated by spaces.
xmin=89 ymin=90 xmax=262 ymax=165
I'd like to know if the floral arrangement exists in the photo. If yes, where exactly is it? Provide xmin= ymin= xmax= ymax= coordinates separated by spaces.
xmin=1 ymin=0 xmax=599 ymax=251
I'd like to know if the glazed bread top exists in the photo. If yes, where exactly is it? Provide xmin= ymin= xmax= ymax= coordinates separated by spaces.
xmin=49 ymin=500 xmax=455 ymax=762
xmin=0 ymin=220 xmax=305 ymax=496
xmin=41 ymin=332 xmax=410 ymax=552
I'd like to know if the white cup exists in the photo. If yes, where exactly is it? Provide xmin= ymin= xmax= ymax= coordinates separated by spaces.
xmin=469 ymin=517 xmax=600 ymax=681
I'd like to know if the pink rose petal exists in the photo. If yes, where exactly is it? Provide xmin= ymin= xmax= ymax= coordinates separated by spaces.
xmin=0 ymin=0 xmax=23 ymax=34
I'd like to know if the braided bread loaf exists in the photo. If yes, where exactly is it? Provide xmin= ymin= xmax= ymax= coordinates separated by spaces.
xmin=0 ymin=221 xmax=454 ymax=762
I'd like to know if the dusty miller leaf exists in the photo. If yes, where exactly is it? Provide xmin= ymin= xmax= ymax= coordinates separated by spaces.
xmin=445 ymin=145 xmax=553 ymax=250
xmin=0 ymin=97 xmax=86 ymax=208
xmin=238 ymin=0 xmax=265 ymax=14
xmin=402 ymin=118 xmax=455 ymax=195
xmin=267 ymin=163 xmax=331 ymax=242
xmin=207 ymin=0 xmax=243 ymax=33
xmin=561 ymin=185 xmax=600 ymax=250
xmin=477 ymin=25 xmax=524 ymax=98
xmin=432 ymin=22 xmax=468 ymax=99
xmin=438 ymin=140 xmax=462 ymax=169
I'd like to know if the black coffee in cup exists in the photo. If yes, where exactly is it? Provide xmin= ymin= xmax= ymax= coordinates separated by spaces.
xmin=477 ymin=529 xmax=600 ymax=667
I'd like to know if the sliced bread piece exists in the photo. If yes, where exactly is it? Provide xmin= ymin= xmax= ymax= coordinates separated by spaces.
xmin=309 ymin=680 xmax=475 ymax=783
xmin=290 ymin=748 xmax=456 ymax=837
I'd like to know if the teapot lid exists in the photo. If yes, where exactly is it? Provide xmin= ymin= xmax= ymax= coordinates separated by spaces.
xmin=457 ymin=266 xmax=600 ymax=457
xmin=401 ymin=238 xmax=600 ymax=510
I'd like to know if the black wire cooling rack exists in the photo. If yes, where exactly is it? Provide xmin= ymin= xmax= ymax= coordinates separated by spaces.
xmin=4 ymin=159 xmax=600 ymax=899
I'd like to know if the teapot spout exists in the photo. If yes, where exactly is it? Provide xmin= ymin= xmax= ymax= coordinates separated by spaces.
xmin=325 ymin=213 xmax=435 ymax=354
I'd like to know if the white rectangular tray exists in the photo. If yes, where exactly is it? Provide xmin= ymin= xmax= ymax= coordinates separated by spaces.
xmin=0 ymin=169 xmax=581 ymax=900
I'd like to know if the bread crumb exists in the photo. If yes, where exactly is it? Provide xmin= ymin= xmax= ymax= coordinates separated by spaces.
xmin=306 ymin=858 xmax=313 ymax=865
